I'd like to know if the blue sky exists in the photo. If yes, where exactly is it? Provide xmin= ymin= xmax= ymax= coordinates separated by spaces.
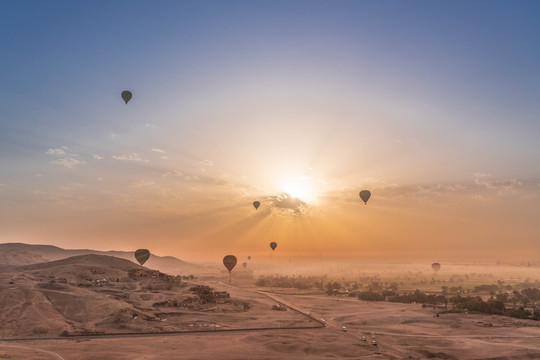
xmin=1 ymin=1 xmax=539 ymax=259
xmin=2 ymin=1 xmax=540 ymax=167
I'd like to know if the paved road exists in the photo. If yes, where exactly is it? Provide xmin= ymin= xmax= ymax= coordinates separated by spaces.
xmin=0 ymin=325 xmax=323 ymax=342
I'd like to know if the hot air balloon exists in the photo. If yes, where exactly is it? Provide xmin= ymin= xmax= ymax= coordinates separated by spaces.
xmin=223 ymin=255 xmax=237 ymax=282
xmin=247 ymin=256 xmax=251 ymax=260
xmin=242 ymin=262 xmax=247 ymax=268
xmin=359 ymin=190 xmax=371 ymax=205
xmin=270 ymin=242 xmax=277 ymax=251
xmin=121 ymin=90 xmax=132 ymax=104
xmin=253 ymin=201 xmax=260 ymax=210
xmin=223 ymin=255 xmax=237 ymax=273
xmin=135 ymin=249 xmax=150 ymax=266
xmin=432 ymin=262 xmax=441 ymax=273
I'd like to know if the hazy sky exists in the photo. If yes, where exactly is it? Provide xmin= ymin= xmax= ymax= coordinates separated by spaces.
xmin=1 ymin=1 xmax=539 ymax=261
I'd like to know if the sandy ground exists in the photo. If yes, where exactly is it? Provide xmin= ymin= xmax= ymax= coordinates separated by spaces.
xmin=2 ymin=246 xmax=539 ymax=359
xmin=2 ymin=285 xmax=539 ymax=359
xmin=274 ymin=292 xmax=540 ymax=359
xmin=0 ymin=328 xmax=386 ymax=360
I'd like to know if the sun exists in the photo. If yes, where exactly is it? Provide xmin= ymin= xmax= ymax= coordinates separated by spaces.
xmin=284 ymin=182 xmax=309 ymax=199
xmin=281 ymin=176 xmax=318 ymax=203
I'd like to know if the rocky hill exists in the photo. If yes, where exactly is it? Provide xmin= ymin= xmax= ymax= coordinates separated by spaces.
xmin=0 ymin=254 xmax=246 ymax=338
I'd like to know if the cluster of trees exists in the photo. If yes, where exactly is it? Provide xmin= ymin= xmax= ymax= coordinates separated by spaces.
xmin=349 ymin=288 xmax=540 ymax=321
xmin=255 ymin=276 xmax=400 ymax=295
xmin=449 ymin=295 xmax=538 ymax=319
xmin=388 ymin=290 xmax=447 ymax=307
xmin=522 ymin=288 xmax=540 ymax=301
xmin=324 ymin=280 xmax=398 ymax=296
xmin=356 ymin=291 xmax=385 ymax=301
xmin=496 ymin=289 xmax=540 ymax=308
xmin=450 ymin=296 xmax=505 ymax=314
xmin=473 ymin=284 xmax=501 ymax=293
xmin=325 ymin=281 xmax=342 ymax=295
xmin=255 ymin=275 xmax=539 ymax=321
xmin=255 ymin=275 xmax=326 ymax=290
xmin=444 ymin=283 xmax=540 ymax=309
xmin=319 ymin=277 xmax=540 ymax=321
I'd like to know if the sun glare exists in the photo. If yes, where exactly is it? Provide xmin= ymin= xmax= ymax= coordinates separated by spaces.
xmin=282 ymin=176 xmax=318 ymax=203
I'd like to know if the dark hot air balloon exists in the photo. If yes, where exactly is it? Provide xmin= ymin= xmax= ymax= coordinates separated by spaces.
xmin=432 ymin=262 xmax=441 ymax=273
xmin=253 ymin=201 xmax=260 ymax=210
xmin=135 ymin=249 xmax=150 ymax=266
xmin=247 ymin=256 xmax=251 ymax=260
xmin=242 ymin=262 xmax=247 ymax=268
xmin=359 ymin=190 xmax=371 ymax=205
xmin=121 ymin=90 xmax=132 ymax=104
xmin=223 ymin=255 xmax=237 ymax=273
xmin=270 ymin=242 xmax=277 ymax=251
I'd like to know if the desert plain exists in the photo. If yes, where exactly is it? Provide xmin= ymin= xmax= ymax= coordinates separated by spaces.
xmin=0 ymin=244 xmax=539 ymax=359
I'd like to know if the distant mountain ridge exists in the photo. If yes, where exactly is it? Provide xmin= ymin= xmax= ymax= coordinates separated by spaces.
xmin=18 ymin=253 xmax=143 ymax=272
xmin=0 ymin=243 xmax=200 ymax=274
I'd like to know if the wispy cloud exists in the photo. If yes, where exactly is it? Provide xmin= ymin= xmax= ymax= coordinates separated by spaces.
xmin=473 ymin=173 xmax=522 ymax=193
xmin=199 ymin=159 xmax=214 ymax=167
xmin=151 ymin=148 xmax=165 ymax=153
xmin=163 ymin=170 xmax=199 ymax=181
xmin=46 ymin=146 xmax=77 ymax=156
xmin=163 ymin=170 xmax=184 ymax=178
xmin=50 ymin=158 xmax=86 ymax=168
xmin=112 ymin=153 xmax=147 ymax=162
xmin=130 ymin=180 xmax=155 ymax=188
xmin=145 ymin=123 xmax=157 ymax=128
xmin=46 ymin=148 xmax=67 ymax=155
xmin=93 ymin=154 xmax=104 ymax=160
xmin=108 ymin=133 xmax=120 ymax=138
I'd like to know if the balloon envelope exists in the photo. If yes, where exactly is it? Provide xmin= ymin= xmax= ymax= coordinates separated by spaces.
xmin=121 ymin=90 xmax=132 ymax=104
xmin=223 ymin=255 xmax=237 ymax=273
xmin=359 ymin=190 xmax=371 ymax=204
xmin=270 ymin=242 xmax=277 ymax=251
xmin=242 ymin=262 xmax=247 ymax=268
xmin=432 ymin=262 xmax=441 ymax=272
xmin=247 ymin=256 xmax=251 ymax=260
xmin=134 ymin=249 xmax=150 ymax=266
xmin=253 ymin=201 xmax=260 ymax=210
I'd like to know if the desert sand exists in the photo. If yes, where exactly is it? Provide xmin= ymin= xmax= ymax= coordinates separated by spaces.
xmin=2 ymin=282 xmax=539 ymax=359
